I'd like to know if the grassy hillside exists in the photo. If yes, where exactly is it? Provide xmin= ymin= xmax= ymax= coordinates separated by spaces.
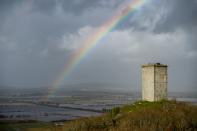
xmin=1 ymin=100 xmax=197 ymax=131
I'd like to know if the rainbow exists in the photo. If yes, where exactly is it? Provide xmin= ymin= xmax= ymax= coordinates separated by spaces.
xmin=46 ymin=0 xmax=147 ymax=98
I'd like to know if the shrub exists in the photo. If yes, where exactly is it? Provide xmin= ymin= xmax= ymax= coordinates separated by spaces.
xmin=110 ymin=107 xmax=120 ymax=119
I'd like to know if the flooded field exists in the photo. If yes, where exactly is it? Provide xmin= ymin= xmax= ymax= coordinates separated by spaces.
xmin=0 ymin=102 xmax=101 ymax=122
xmin=0 ymin=87 xmax=196 ymax=122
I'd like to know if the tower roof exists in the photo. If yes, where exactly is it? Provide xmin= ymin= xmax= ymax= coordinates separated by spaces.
xmin=142 ymin=63 xmax=167 ymax=67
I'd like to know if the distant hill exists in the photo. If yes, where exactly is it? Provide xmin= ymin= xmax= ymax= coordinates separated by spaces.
xmin=1 ymin=100 xmax=196 ymax=131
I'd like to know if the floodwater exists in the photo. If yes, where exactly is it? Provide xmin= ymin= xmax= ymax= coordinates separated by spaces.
xmin=0 ymin=103 xmax=101 ymax=122
xmin=0 ymin=89 xmax=196 ymax=122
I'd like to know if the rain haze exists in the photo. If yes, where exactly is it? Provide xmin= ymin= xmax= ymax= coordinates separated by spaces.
xmin=0 ymin=0 xmax=197 ymax=93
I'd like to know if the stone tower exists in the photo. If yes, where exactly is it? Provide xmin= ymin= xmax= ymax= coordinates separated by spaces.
xmin=142 ymin=63 xmax=168 ymax=101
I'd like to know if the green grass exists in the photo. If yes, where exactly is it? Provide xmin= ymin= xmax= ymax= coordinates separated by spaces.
xmin=121 ymin=99 xmax=170 ymax=112
xmin=0 ymin=121 xmax=53 ymax=131
xmin=0 ymin=124 xmax=16 ymax=131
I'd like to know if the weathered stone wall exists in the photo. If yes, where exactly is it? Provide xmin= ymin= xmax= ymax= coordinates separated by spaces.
xmin=154 ymin=66 xmax=167 ymax=101
xmin=142 ymin=66 xmax=154 ymax=101
xmin=142 ymin=63 xmax=167 ymax=102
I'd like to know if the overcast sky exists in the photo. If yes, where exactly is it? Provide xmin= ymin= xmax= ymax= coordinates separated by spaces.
xmin=0 ymin=0 xmax=197 ymax=92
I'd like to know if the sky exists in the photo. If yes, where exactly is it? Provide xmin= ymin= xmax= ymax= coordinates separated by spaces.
xmin=0 ymin=0 xmax=197 ymax=92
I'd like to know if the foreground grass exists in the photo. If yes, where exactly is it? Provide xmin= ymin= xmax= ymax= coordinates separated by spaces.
xmin=1 ymin=100 xmax=197 ymax=131
xmin=0 ymin=121 xmax=54 ymax=131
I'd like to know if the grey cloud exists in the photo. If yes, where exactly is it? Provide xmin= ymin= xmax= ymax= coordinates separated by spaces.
xmin=115 ymin=0 xmax=197 ymax=65
xmin=0 ymin=0 xmax=22 ymax=12
xmin=29 ymin=0 xmax=120 ymax=15
xmin=0 ymin=0 xmax=196 ymax=92
xmin=185 ymin=27 xmax=197 ymax=52
xmin=30 ymin=0 xmax=57 ymax=14
xmin=59 ymin=26 xmax=197 ymax=91
xmin=116 ymin=0 xmax=197 ymax=33
xmin=0 ymin=0 xmax=23 ymax=29
xmin=154 ymin=0 xmax=197 ymax=32
xmin=61 ymin=0 xmax=100 ymax=14
xmin=60 ymin=0 xmax=123 ymax=15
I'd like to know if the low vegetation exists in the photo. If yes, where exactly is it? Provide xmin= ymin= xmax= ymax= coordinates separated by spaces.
xmin=1 ymin=100 xmax=197 ymax=131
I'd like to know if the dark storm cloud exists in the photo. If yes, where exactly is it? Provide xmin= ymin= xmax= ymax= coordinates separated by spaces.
xmin=30 ymin=0 xmax=121 ymax=15
xmin=0 ymin=0 xmax=23 ymax=29
xmin=145 ymin=0 xmax=197 ymax=54
xmin=0 ymin=0 xmax=118 ymax=87
xmin=0 ymin=0 xmax=22 ymax=11
xmin=153 ymin=0 xmax=197 ymax=53
xmin=116 ymin=0 xmax=197 ymax=34
xmin=0 ymin=0 xmax=196 ymax=92
xmin=61 ymin=0 xmax=100 ymax=14
xmin=30 ymin=0 xmax=57 ymax=14
xmin=155 ymin=0 xmax=197 ymax=32
xmin=188 ymin=27 xmax=197 ymax=51
xmin=60 ymin=0 xmax=124 ymax=15
xmin=0 ymin=1 xmax=13 ymax=12
xmin=118 ymin=0 xmax=197 ymax=60
xmin=28 ymin=0 xmax=100 ymax=15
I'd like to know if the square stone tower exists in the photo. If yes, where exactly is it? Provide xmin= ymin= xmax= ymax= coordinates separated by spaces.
xmin=142 ymin=63 xmax=168 ymax=101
